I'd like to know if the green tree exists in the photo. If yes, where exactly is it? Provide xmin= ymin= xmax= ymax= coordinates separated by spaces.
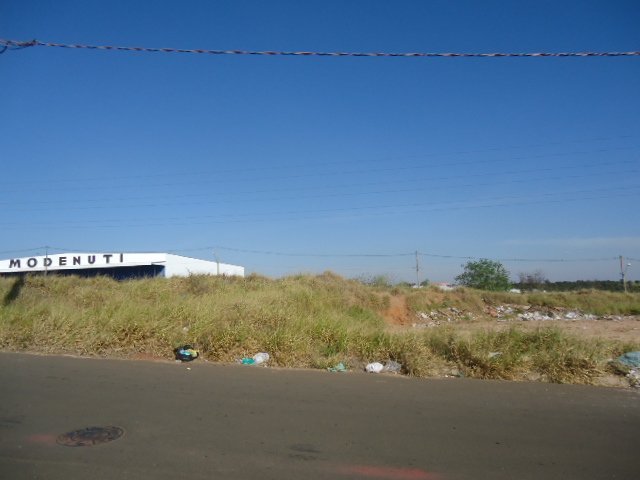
xmin=455 ymin=259 xmax=510 ymax=291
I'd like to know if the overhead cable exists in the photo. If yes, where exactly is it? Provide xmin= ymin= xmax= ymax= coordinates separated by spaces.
xmin=1 ymin=244 xmax=628 ymax=264
xmin=0 ymin=247 xmax=49 ymax=255
xmin=2 ymin=145 xmax=637 ymax=190
xmin=208 ymin=246 xmax=619 ymax=263
xmin=1 ymin=39 xmax=639 ymax=59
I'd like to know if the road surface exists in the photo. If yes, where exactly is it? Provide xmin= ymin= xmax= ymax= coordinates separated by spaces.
xmin=1 ymin=352 xmax=638 ymax=479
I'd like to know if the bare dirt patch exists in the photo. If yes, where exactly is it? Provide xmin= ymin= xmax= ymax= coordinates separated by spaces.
xmin=383 ymin=295 xmax=411 ymax=326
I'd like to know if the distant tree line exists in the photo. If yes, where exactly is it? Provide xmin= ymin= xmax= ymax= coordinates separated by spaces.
xmin=515 ymin=278 xmax=640 ymax=293
xmin=454 ymin=262 xmax=640 ymax=293
xmin=358 ymin=261 xmax=638 ymax=293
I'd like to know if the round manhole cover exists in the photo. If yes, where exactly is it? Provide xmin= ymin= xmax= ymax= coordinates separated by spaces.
xmin=56 ymin=426 xmax=124 ymax=447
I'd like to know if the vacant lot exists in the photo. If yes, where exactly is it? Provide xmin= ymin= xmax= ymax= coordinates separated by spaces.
xmin=1 ymin=274 xmax=639 ymax=386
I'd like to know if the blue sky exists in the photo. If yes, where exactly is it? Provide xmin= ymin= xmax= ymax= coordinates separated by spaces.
xmin=1 ymin=0 xmax=639 ymax=282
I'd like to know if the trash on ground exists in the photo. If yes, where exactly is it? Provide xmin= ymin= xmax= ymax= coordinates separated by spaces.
xmin=327 ymin=362 xmax=347 ymax=373
xmin=253 ymin=352 xmax=270 ymax=364
xmin=627 ymin=369 xmax=640 ymax=388
xmin=173 ymin=345 xmax=199 ymax=362
xmin=382 ymin=360 xmax=402 ymax=373
xmin=616 ymin=351 xmax=640 ymax=368
xmin=239 ymin=352 xmax=270 ymax=365
xmin=365 ymin=362 xmax=384 ymax=373
xmin=488 ymin=351 xmax=502 ymax=359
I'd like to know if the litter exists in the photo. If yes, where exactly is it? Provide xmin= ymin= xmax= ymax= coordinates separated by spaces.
xmin=382 ymin=360 xmax=402 ymax=373
xmin=327 ymin=362 xmax=347 ymax=373
xmin=488 ymin=351 xmax=502 ymax=359
xmin=616 ymin=352 xmax=640 ymax=368
xmin=365 ymin=362 xmax=384 ymax=373
xmin=253 ymin=352 xmax=270 ymax=364
xmin=173 ymin=345 xmax=199 ymax=362
xmin=239 ymin=352 xmax=270 ymax=365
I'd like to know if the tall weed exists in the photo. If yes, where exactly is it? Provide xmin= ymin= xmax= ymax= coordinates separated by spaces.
xmin=0 ymin=274 xmax=636 ymax=385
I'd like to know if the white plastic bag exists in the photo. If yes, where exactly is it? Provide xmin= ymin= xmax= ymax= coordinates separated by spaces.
xmin=253 ymin=352 xmax=270 ymax=364
xmin=365 ymin=362 xmax=384 ymax=373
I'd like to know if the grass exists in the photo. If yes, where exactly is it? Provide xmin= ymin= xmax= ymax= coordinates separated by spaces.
xmin=1 ymin=273 xmax=639 ymax=385
xmin=406 ymin=285 xmax=640 ymax=316
xmin=483 ymin=289 xmax=640 ymax=315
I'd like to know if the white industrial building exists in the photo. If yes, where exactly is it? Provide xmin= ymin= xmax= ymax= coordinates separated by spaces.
xmin=0 ymin=252 xmax=244 ymax=279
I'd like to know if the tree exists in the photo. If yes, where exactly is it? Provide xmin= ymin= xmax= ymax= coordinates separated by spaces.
xmin=455 ymin=259 xmax=510 ymax=291
xmin=517 ymin=270 xmax=548 ymax=291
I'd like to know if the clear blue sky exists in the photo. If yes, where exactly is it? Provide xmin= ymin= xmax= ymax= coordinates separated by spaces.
xmin=1 ymin=0 xmax=639 ymax=283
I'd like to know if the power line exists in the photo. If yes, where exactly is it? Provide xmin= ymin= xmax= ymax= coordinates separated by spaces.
xmin=166 ymin=245 xmax=621 ymax=262
xmin=209 ymin=246 xmax=413 ymax=258
xmin=166 ymin=245 xmax=622 ymax=263
xmin=1 ymin=188 xmax=638 ymax=230
xmin=2 ymin=184 xmax=637 ymax=226
xmin=2 ymin=167 xmax=638 ymax=212
xmin=1 ymin=153 xmax=637 ymax=202
xmin=2 ymin=39 xmax=639 ymax=59
xmin=1 ymin=145 xmax=637 ymax=191
xmin=0 ymin=247 xmax=50 ymax=256
xmin=1 ymin=244 xmax=631 ymax=265
xmin=419 ymin=252 xmax=616 ymax=263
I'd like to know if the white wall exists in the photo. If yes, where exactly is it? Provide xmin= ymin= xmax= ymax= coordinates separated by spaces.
xmin=164 ymin=254 xmax=244 ymax=278
xmin=0 ymin=252 xmax=244 ymax=278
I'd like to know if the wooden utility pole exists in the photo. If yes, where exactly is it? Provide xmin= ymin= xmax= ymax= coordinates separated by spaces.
xmin=415 ymin=250 xmax=420 ymax=288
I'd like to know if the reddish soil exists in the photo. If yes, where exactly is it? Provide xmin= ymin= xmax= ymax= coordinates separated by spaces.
xmin=383 ymin=295 xmax=412 ymax=326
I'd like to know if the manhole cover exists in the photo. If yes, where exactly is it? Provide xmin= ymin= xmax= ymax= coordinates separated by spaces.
xmin=56 ymin=426 xmax=124 ymax=447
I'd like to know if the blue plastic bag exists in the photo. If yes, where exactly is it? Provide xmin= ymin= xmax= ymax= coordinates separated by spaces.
xmin=616 ymin=352 xmax=640 ymax=368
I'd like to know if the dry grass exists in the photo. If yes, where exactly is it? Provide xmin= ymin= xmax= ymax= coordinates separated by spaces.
xmin=1 ymin=273 xmax=638 ymax=385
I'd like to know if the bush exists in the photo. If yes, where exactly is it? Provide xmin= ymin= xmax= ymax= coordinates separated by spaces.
xmin=455 ymin=259 xmax=510 ymax=291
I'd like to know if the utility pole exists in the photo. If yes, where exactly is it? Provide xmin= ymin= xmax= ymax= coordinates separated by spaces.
xmin=415 ymin=250 xmax=420 ymax=288
xmin=620 ymin=255 xmax=630 ymax=293
xmin=44 ymin=245 xmax=49 ymax=277
xmin=213 ymin=251 xmax=220 ymax=276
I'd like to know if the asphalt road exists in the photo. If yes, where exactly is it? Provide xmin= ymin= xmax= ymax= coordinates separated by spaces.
xmin=1 ymin=352 xmax=638 ymax=480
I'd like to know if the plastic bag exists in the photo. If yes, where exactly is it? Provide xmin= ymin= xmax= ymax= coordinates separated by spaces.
xmin=366 ymin=362 xmax=384 ymax=373
xmin=174 ymin=345 xmax=199 ymax=362
xmin=327 ymin=362 xmax=347 ymax=372
xmin=253 ymin=352 xmax=270 ymax=364
xmin=383 ymin=360 xmax=402 ymax=373
xmin=617 ymin=352 xmax=640 ymax=368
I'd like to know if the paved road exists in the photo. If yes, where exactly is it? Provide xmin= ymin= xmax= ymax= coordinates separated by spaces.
xmin=1 ymin=352 xmax=638 ymax=480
